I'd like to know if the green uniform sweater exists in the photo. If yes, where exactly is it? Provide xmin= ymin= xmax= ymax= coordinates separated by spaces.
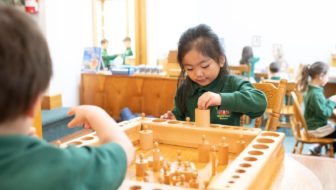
xmin=0 ymin=135 xmax=127 ymax=190
xmin=304 ymin=85 xmax=336 ymax=130
xmin=172 ymin=75 xmax=267 ymax=126
xmin=102 ymin=48 xmax=118 ymax=68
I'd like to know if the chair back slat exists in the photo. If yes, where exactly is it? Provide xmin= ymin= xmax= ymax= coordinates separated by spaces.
xmin=253 ymin=79 xmax=287 ymax=131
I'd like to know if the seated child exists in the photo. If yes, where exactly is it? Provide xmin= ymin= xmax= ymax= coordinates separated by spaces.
xmin=161 ymin=24 xmax=267 ymax=126
xmin=0 ymin=5 xmax=134 ymax=189
xmin=268 ymin=62 xmax=281 ymax=80
xmin=298 ymin=61 xmax=336 ymax=155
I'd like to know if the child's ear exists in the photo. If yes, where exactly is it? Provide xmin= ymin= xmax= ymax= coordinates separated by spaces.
xmin=26 ymin=94 xmax=43 ymax=118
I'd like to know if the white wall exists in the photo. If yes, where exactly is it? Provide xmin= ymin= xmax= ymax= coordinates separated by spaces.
xmin=36 ymin=0 xmax=336 ymax=106
xmin=147 ymin=0 xmax=336 ymax=73
xmin=43 ymin=0 xmax=93 ymax=106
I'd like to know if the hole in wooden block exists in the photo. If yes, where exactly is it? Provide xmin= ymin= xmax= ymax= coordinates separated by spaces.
xmin=232 ymin=175 xmax=240 ymax=179
xmin=130 ymin=185 xmax=142 ymax=190
xmin=244 ymin=157 xmax=258 ymax=162
xmin=81 ymin=136 xmax=95 ymax=141
xmin=228 ymin=181 xmax=235 ymax=184
xmin=239 ymin=163 xmax=252 ymax=168
xmin=248 ymin=150 xmax=264 ymax=156
xmin=167 ymin=121 xmax=180 ymax=124
xmin=68 ymin=141 xmax=82 ymax=145
xmin=253 ymin=144 xmax=269 ymax=149
xmin=257 ymin=138 xmax=274 ymax=144
xmin=261 ymin=132 xmax=280 ymax=137
xmin=152 ymin=119 xmax=166 ymax=123
xmin=235 ymin=169 xmax=246 ymax=173
xmin=226 ymin=185 xmax=231 ymax=188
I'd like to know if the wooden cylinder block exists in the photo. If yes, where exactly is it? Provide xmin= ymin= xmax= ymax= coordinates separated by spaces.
xmin=195 ymin=108 xmax=210 ymax=128
xmin=136 ymin=155 xmax=148 ymax=177
xmin=236 ymin=140 xmax=246 ymax=154
xmin=218 ymin=143 xmax=229 ymax=165
xmin=139 ymin=129 xmax=153 ymax=150
xmin=198 ymin=143 xmax=210 ymax=162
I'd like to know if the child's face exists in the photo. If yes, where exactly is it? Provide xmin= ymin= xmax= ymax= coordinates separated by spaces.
xmin=102 ymin=42 xmax=108 ymax=49
xmin=123 ymin=40 xmax=131 ymax=48
xmin=182 ymin=49 xmax=224 ymax=86
xmin=318 ymin=73 xmax=329 ymax=86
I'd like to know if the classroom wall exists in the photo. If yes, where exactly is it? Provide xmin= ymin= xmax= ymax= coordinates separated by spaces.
xmin=147 ymin=0 xmax=336 ymax=75
xmin=41 ymin=0 xmax=94 ymax=106
xmin=36 ymin=0 xmax=336 ymax=106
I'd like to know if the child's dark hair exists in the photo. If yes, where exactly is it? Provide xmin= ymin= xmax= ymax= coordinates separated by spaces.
xmin=123 ymin=37 xmax=131 ymax=42
xmin=240 ymin=46 xmax=253 ymax=65
xmin=298 ymin=61 xmax=329 ymax=92
xmin=0 ymin=6 xmax=52 ymax=123
xmin=176 ymin=24 xmax=229 ymax=115
xmin=101 ymin=39 xmax=108 ymax=45
xmin=269 ymin=62 xmax=280 ymax=73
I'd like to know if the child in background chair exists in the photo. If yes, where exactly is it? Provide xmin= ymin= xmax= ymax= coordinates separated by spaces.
xmin=0 ymin=6 xmax=134 ymax=190
xmin=161 ymin=24 xmax=267 ymax=126
xmin=268 ymin=62 xmax=282 ymax=80
xmin=239 ymin=46 xmax=260 ymax=82
xmin=298 ymin=61 xmax=336 ymax=155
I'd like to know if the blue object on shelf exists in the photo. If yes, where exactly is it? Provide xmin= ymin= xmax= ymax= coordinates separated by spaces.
xmin=110 ymin=65 xmax=137 ymax=75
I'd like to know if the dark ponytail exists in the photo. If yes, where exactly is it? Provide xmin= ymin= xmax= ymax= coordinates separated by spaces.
xmin=297 ymin=65 xmax=310 ymax=92
xmin=297 ymin=61 xmax=329 ymax=92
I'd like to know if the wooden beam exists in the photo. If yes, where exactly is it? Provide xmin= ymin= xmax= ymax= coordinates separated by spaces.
xmin=135 ymin=0 xmax=147 ymax=65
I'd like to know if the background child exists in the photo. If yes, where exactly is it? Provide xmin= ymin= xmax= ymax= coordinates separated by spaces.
xmin=161 ymin=24 xmax=267 ymax=126
xmin=0 ymin=5 xmax=134 ymax=189
xmin=298 ymin=61 xmax=336 ymax=155
xmin=120 ymin=36 xmax=133 ymax=65
xmin=239 ymin=46 xmax=260 ymax=81
xmin=101 ymin=37 xmax=133 ymax=68
xmin=268 ymin=61 xmax=281 ymax=80
xmin=101 ymin=38 xmax=118 ymax=69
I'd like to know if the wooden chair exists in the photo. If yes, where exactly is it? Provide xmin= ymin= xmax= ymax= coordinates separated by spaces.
xmin=262 ymin=80 xmax=302 ymax=129
xmin=252 ymin=79 xmax=287 ymax=131
xmin=229 ymin=65 xmax=250 ymax=80
xmin=290 ymin=91 xmax=336 ymax=158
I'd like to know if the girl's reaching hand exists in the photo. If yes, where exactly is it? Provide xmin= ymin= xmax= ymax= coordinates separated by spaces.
xmin=197 ymin=92 xmax=221 ymax=109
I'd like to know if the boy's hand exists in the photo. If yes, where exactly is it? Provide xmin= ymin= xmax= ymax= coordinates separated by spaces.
xmin=67 ymin=105 xmax=109 ymax=130
xmin=160 ymin=111 xmax=176 ymax=120
xmin=197 ymin=92 xmax=221 ymax=109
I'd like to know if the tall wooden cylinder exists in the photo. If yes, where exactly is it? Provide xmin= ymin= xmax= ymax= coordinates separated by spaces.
xmin=195 ymin=108 xmax=210 ymax=128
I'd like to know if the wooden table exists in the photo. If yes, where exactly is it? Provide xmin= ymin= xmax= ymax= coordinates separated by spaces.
xmin=288 ymin=154 xmax=336 ymax=190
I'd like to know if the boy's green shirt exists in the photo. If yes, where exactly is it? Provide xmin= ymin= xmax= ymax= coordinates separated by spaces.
xmin=121 ymin=47 xmax=133 ymax=65
xmin=102 ymin=48 xmax=118 ymax=68
xmin=304 ymin=85 xmax=336 ymax=130
xmin=270 ymin=76 xmax=281 ymax=80
xmin=172 ymin=75 xmax=267 ymax=126
xmin=0 ymin=135 xmax=127 ymax=190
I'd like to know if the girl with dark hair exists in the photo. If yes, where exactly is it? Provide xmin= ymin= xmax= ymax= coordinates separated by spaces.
xmin=298 ymin=61 xmax=336 ymax=155
xmin=239 ymin=46 xmax=260 ymax=81
xmin=161 ymin=24 xmax=267 ymax=126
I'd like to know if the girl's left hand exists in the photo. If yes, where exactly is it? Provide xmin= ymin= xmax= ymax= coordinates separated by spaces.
xmin=197 ymin=92 xmax=221 ymax=109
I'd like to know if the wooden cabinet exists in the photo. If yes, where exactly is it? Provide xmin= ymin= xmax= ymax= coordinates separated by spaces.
xmin=80 ymin=74 xmax=177 ymax=120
